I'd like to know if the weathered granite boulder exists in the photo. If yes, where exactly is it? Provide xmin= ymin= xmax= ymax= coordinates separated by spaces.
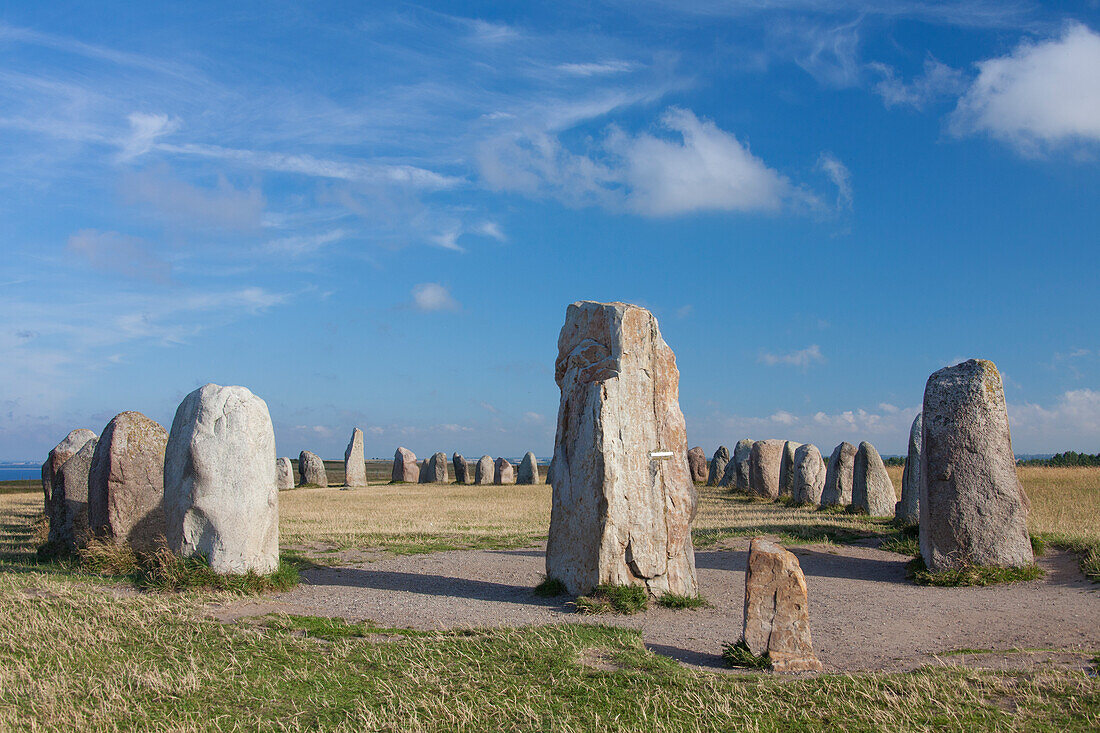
xmin=896 ymin=413 xmax=922 ymax=525
xmin=164 ymin=384 xmax=278 ymax=575
xmin=43 ymin=428 xmax=97 ymax=508
xmin=87 ymin=411 xmax=168 ymax=552
xmin=392 ymin=447 xmax=418 ymax=483
xmin=852 ymin=441 xmax=896 ymax=516
xmin=792 ymin=444 xmax=827 ymax=506
xmin=733 ymin=438 xmax=754 ymax=491
xmin=423 ymin=452 xmax=448 ymax=483
xmin=494 ymin=457 xmax=515 ymax=484
xmin=707 ymin=445 xmax=729 ymax=487
xmin=276 ymin=457 xmax=294 ymax=490
xmin=546 ymin=301 xmax=698 ymax=597
xmin=517 ymin=452 xmax=539 ymax=484
xmin=718 ymin=454 xmax=737 ymax=487
xmin=820 ymin=442 xmax=856 ymax=508
xmin=344 ymin=429 xmax=366 ymax=487
xmin=474 ymin=455 xmax=494 ymax=485
xmin=298 ymin=450 xmax=327 ymax=487
xmin=687 ymin=446 xmax=707 ymax=483
xmin=779 ymin=441 xmax=803 ymax=499
xmin=47 ymin=437 xmax=98 ymax=551
xmin=742 ymin=538 xmax=823 ymax=672
xmin=920 ymin=360 xmax=1032 ymax=570
xmin=453 ymin=453 xmax=469 ymax=484
xmin=749 ymin=440 xmax=785 ymax=499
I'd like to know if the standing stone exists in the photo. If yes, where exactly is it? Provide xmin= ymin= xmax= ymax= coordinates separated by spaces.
xmin=920 ymin=360 xmax=1032 ymax=570
xmin=896 ymin=413 xmax=922 ymax=525
xmin=546 ymin=301 xmax=698 ymax=597
xmin=298 ymin=450 xmax=327 ymax=487
xmin=820 ymin=442 xmax=857 ymax=508
xmin=852 ymin=441 xmax=896 ymax=516
xmin=276 ymin=458 xmax=294 ymax=490
xmin=418 ymin=459 xmax=429 ymax=483
xmin=517 ymin=452 xmax=540 ymax=484
xmin=741 ymin=538 xmax=823 ymax=672
xmin=792 ymin=444 xmax=827 ymax=506
xmin=706 ymin=446 xmax=729 ymax=487
xmin=87 ymin=411 xmax=168 ymax=552
xmin=779 ymin=441 xmax=803 ymax=499
xmin=344 ymin=429 xmax=366 ymax=487
xmin=47 ymin=437 xmax=99 ymax=551
xmin=164 ymin=384 xmax=278 ymax=575
xmin=453 ymin=453 xmax=469 ymax=484
xmin=733 ymin=438 xmax=754 ymax=491
xmin=391 ymin=447 xmax=418 ymax=483
xmin=494 ymin=457 xmax=515 ymax=484
xmin=749 ymin=440 xmax=785 ymax=499
xmin=474 ymin=455 xmax=494 ymax=485
xmin=422 ymin=452 xmax=448 ymax=483
xmin=43 ymin=428 xmax=97 ymax=509
xmin=687 ymin=447 xmax=707 ymax=484
xmin=718 ymin=454 xmax=737 ymax=487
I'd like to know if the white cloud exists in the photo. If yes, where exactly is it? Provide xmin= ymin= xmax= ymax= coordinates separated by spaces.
xmin=675 ymin=304 xmax=693 ymax=319
xmin=523 ymin=411 xmax=545 ymax=423
xmin=479 ymin=401 xmax=499 ymax=414
xmin=871 ymin=56 xmax=966 ymax=110
xmin=411 ymin=283 xmax=460 ymax=312
xmin=759 ymin=344 xmax=824 ymax=368
xmin=430 ymin=229 xmax=465 ymax=252
xmin=67 ymin=229 xmax=170 ymax=282
xmin=472 ymin=221 xmax=506 ymax=241
xmin=263 ymin=229 xmax=348 ymax=256
xmin=556 ymin=60 xmax=636 ymax=76
xmin=815 ymin=151 xmax=852 ymax=209
xmin=120 ymin=168 xmax=264 ymax=230
xmin=117 ymin=112 xmax=178 ymax=160
xmin=950 ymin=23 xmax=1100 ymax=153
xmin=1008 ymin=389 xmax=1100 ymax=450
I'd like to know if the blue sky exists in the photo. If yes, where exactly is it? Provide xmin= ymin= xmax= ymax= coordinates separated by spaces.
xmin=2 ymin=1 xmax=1099 ymax=461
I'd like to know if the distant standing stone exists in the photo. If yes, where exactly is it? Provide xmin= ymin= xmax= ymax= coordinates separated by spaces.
xmin=474 ymin=455 xmax=494 ymax=485
xmin=517 ymin=452 xmax=540 ymax=484
xmin=164 ymin=384 xmax=278 ymax=575
xmin=733 ymin=439 xmax=754 ymax=491
xmin=741 ymin=538 xmax=823 ymax=672
xmin=792 ymin=444 xmax=827 ymax=506
xmin=896 ymin=413 xmax=922 ymax=525
xmin=687 ymin=447 xmax=707 ymax=484
xmin=276 ymin=457 xmax=294 ymax=490
xmin=820 ymin=442 xmax=857 ymax=508
xmin=344 ymin=429 xmax=367 ymax=487
xmin=87 ymin=411 xmax=168 ymax=553
xmin=852 ymin=441 xmax=896 ymax=516
xmin=453 ymin=453 xmax=469 ymax=484
xmin=392 ymin=447 xmax=418 ymax=483
xmin=749 ymin=439 xmax=785 ymax=499
xmin=47 ymin=437 xmax=99 ymax=551
xmin=298 ymin=450 xmax=328 ymax=487
xmin=43 ymin=428 xmax=97 ymax=509
xmin=494 ymin=457 xmax=515 ymax=484
xmin=779 ymin=441 xmax=803 ymax=499
xmin=920 ymin=360 xmax=1033 ymax=570
xmin=423 ymin=452 xmax=448 ymax=483
xmin=707 ymin=445 xmax=729 ymax=487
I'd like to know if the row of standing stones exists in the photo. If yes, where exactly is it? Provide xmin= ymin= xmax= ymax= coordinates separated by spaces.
xmin=38 ymin=300 xmax=1031 ymax=671
xmin=390 ymin=449 xmax=543 ymax=486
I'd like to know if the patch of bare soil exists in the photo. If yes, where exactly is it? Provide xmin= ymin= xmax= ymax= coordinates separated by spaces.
xmin=214 ymin=539 xmax=1099 ymax=673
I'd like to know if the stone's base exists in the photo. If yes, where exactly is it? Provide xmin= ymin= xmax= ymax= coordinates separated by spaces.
xmin=743 ymin=537 xmax=822 ymax=674
xmin=770 ymin=654 xmax=824 ymax=673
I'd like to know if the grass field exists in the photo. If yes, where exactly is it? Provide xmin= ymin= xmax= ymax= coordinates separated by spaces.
xmin=0 ymin=467 xmax=1097 ymax=730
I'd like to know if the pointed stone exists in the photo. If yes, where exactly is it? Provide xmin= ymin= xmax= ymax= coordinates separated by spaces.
xmin=494 ymin=457 xmax=515 ymax=484
xmin=391 ymin=447 xmax=418 ymax=483
xmin=779 ymin=441 xmax=803 ymax=499
xmin=896 ymin=413 xmax=922 ymax=525
xmin=742 ymin=538 xmax=823 ymax=673
xmin=852 ymin=441 xmax=896 ymax=516
xmin=707 ymin=445 xmax=729 ymax=487
xmin=517 ymin=452 xmax=539 ymax=484
xmin=733 ymin=438 xmax=754 ymax=491
xmin=344 ymin=429 xmax=366 ymax=487
xmin=43 ymin=428 xmax=97 ymax=510
xmin=47 ymin=437 xmax=98 ymax=551
xmin=298 ymin=450 xmax=327 ymax=487
xmin=820 ymin=442 xmax=856 ymax=508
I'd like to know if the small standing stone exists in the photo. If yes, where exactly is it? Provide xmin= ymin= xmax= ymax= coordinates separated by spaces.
xmin=517 ymin=452 xmax=539 ymax=484
xmin=344 ymin=429 xmax=366 ymax=487
xmin=298 ymin=450 xmax=328 ymax=487
xmin=852 ymin=441 xmax=896 ymax=516
xmin=741 ymin=538 xmax=823 ymax=672
xmin=276 ymin=458 xmax=294 ymax=490
xmin=792 ymin=444 xmax=827 ymax=506
xmin=43 ymin=428 xmax=97 ymax=509
xmin=422 ymin=452 xmax=448 ymax=483
xmin=749 ymin=440 xmax=786 ymax=499
xmin=896 ymin=413 xmax=921 ymax=525
xmin=707 ymin=445 xmax=730 ymax=487
xmin=779 ymin=441 xmax=803 ymax=499
xmin=687 ymin=447 xmax=707 ymax=483
xmin=47 ymin=437 xmax=99 ymax=551
xmin=453 ymin=453 xmax=469 ymax=484
xmin=392 ymin=447 xmax=418 ymax=483
xmin=474 ymin=455 xmax=494 ymax=485
xmin=494 ymin=457 xmax=515 ymax=484
xmin=820 ymin=442 xmax=857 ymax=508
xmin=733 ymin=438 xmax=754 ymax=491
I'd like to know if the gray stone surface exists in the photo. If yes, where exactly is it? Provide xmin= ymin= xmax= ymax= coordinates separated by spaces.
xmin=517 ymin=452 xmax=539 ymax=484
xmin=749 ymin=439 xmax=785 ymax=499
xmin=276 ymin=458 xmax=294 ymax=491
xmin=453 ymin=453 xmax=469 ymax=484
xmin=920 ymin=360 xmax=1033 ymax=570
xmin=47 ymin=437 xmax=98 ymax=550
xmin=706 ymin=445 xmax=729 ymax=487
xmin=164 ymin=384 xmax=279 ymax=575
xmin=423 ymin=452 xmax=448 ymax=483
xmin=87 ymin=411 xmax=168 ymax=552
xmin=546 ymin=301 xmax=697 ymax=597
xmin=474 ymin=455 xmax=494 ymax=485
xmin=298 ymin=450 xmax=328 ymax=487
xmin=820 ymin=442 xmax=857 ymax=508
xmin=718 ymin=454 xmax=737 ymax=488
xmin=733 ymin=438 xmax=754 ymax=491
xmin=392 ymin=447 xmax=418 ymax=483
xmin=494 ymin=457 xmax=515 ymax=484
xmin=43 ymin=428 xmax=97 ymax=509
xmin=344 ymin=429 xmax=367 ymax=487
xmin=852 ymin=441 xmax=896 ymax=516
xmin=896 ymin=413 xmax=922 ymax=525
xmin=687 ymin=446 xmax=707 ymax=484
xmin=792 ymin=443 xmax=827 ymax=506
xmin=779 ymin=441 xmax=803 ymax=499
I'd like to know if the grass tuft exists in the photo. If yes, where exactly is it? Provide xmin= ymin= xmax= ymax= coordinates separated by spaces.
xmin=574 ymin=584 xmax=648 ymax=615
xmin=134 ymin=549 xmax=299 ymax=593
xmin=655 ymin=592 xmax=709 ymax=609
xmin=722 ymin=640 xmax=771 ymax=670
xmin=532 ymin=576 xmax=566 ymax=597
xmin=1030 ymin=534 xmax=1046 ymax=556
xmin=906 ymin=557 xmax=1044 ymax=587
xmin=879 ymin=535 xmax=920 ymax=557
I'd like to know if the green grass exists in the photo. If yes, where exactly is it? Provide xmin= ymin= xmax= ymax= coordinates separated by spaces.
xmin=907 ymin=557 xmax=1045 ymax=587
xmin=574 ymin=584 xmax=649 ymax=615
xmin=532 ymin=576 xmax=566 ymax=597
xmin=1035 ymin=533 xmax=1100 ymax=582
xmin=656 ymin=592 xmax=710 ymax=609
xmin=692 ymin=523 xmax=876 ymax=549
xmin=721 ymin=640 xmax=771 ymax=670
xmin=879 ymin=535 xmax=921 ymax=556
xmin=370 ymin=532 xmax=546 ymax=556
xmin=264 ymin=614 xmax=430 ymax=641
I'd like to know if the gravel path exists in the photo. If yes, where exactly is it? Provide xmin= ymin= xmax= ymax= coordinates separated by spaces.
xmin=214 ymin=540 xmax=1099 ymax=673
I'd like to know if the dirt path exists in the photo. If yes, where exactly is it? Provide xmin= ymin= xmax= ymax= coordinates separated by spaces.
xmin=214 ymin=540 xmax=1099 ymax=673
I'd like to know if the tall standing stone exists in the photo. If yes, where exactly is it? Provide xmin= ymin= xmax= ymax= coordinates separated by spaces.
xmin=276 ymin=457 xmax=294 ymax=490
xmin=298 ymin=450 xmax=327 ymax=487
xmin=733 ymin=438 xmax=754 ymax=491
xmin=896 ymin=413 xmax=922 ymax=525
xmin=87 ymin=411 xmax=168 ymax=552
xmin=820 ymin=442 xmax=856 ymax=508
xmin=494 ymin=457 xmax=515 ymax=484
xmin=792 ymin=444 xmax=827 ymax=506
xmin=344 ymin=429 xmax=366 ymax=487
xmin=422 ymin=452 xmax=448 ymax=483
xmin=391 ymin=447 xmax=418 ymax=483
xmin=164 ymin=384 xmax=278 ymax=574
xmin=779 ymin=441 xmax=803 ymax=499
xmin=741 ymin=538 xmax=823 ymax=672
xmin=517 ymin=452 xmax=540 ymax=484
xmin=43 ymin=428 xmax=97 ymax=509
xmin=474 ymin=455 xmax=494 ymax=485
xmin=453 ymin=453 xmax=469 ymax=484
xmin=749 ymin=440 xmax=785 ymax=499
xmin=707 ymin=446 xmax=729 ymax=487
xmin=687 ymin=447 xmax=707 ymax=484
xmin=852 ymin=441 xmax=896 ymax=516
xmin=47 ymin=437 xmax=98 ymax=551
xmin=920 ymin=360 xmax=1032 ymax=570
xmin=546 ymin=301 xmax=698 ymax=597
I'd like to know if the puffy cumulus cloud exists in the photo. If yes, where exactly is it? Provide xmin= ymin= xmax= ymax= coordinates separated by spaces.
xmin=1008 ymin=389 xmax=1100 ymax=452
xmin=950 ymin=23 xmax=1100 ymax=153
xmin=410 ymin=283 xmax=460 ymax=312
xmin=758 ymin=344 xmax=824 ymax=368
